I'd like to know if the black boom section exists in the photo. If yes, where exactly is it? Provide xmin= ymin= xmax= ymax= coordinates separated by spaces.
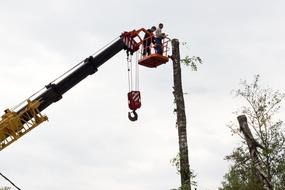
xmin=29 ymin=37 xmax=126 ymax=113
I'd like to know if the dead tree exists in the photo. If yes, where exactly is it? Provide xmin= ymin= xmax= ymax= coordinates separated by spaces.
xmin=237 ymin=115 xmax=273 ymax=190
xmin=171 ymin=38 xmax=191 ymax=189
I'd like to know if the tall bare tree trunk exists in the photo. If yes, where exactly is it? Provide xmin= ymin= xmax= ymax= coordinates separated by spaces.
xmin=237 ymin=115 xmax=273 ymax=190
xmin=171 ymin=38 xmax=191 ymax=189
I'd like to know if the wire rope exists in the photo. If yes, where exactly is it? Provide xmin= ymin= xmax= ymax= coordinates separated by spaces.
xmin=135 ymin=51 xmax=139 ymax=91
xmin=0 ymin=172 xmax=21 ymax=190
xmin=126 ymin=56 xmax=131 ymax=92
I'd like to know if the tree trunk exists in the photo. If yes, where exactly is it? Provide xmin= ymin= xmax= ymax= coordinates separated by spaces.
xmin=237 ymin=115 xmax=273 ymax=190
xmin=171 ymin=38 xmax=191 ymax=189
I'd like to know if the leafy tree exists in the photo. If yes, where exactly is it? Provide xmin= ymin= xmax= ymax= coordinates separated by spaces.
xmin=220 ymin=75 xmax=285 ymax=190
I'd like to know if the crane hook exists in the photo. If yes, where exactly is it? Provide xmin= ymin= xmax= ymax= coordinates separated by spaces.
xmin=128 ymin=110 xmax=138 ymax=121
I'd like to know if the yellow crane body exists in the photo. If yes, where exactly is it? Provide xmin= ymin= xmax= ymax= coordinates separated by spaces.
xmin=0 ymin=100 xmax=48 ymax=150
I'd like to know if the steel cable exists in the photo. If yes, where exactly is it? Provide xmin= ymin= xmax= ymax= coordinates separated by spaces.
xmin=0 ymin=172 xmax=21 ymax=190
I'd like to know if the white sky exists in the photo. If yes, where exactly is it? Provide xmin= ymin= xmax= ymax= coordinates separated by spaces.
xmin=1 ymin=0 xmax=285 ymax=189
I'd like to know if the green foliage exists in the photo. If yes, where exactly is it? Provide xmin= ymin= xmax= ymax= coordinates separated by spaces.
xmin=180 ymin=42 xmax=202 ymax=71
xmin=181 ymin=56 xmax=202 ymax=71
xmin=170 ymin=153 xmax=181 ymax=175
xmin=170 ymin=153 xmax=197 ymax=190
xmin=219 ymin=165 xmax=264 ymax=190
xmin=220 ymin=75 xmax=285 ymax=190
xmin=0 ymin=187 xmax=11 ymax=190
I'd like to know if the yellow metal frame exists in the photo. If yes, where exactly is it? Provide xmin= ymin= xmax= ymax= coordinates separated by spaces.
xmin=0 ymin=99 xmax=48 ymax=151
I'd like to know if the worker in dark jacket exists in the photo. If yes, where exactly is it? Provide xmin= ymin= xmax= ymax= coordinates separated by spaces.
xmin=143 ymin=26 xmax=156 ymax=56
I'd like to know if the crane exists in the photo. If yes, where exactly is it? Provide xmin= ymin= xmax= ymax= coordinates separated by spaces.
xmin=0 ymin=28 xmax=170 ymax=151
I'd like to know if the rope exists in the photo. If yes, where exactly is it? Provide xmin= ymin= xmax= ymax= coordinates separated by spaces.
xmin=11 ymin=36 xmax=120 ymax=111
xmin=0 ymin=172 xmax=21 ymax=190
xmin=126 ymin=49 xmax=140 ymax=92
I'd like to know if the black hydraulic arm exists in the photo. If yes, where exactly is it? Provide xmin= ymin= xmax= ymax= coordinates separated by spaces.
xmin=0 ymin=29 xmax=145 ymax=151
xmin=16 ymin=35 xmax=135 ymax=116
xmin=32 ymin=38 xmax=126 ymax=112
xmin=15 ymin=29 xmax=144 ymax=114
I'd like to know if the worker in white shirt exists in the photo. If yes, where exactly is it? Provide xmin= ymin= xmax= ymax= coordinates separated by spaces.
xmin=155 ymin=23 xmax=166 ymax=54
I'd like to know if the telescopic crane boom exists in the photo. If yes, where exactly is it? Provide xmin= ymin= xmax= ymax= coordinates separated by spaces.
xmin=0 ymin=28 xmax=169 ymax=151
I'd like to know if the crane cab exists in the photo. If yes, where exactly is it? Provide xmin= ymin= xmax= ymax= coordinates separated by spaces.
xmin=138 ymin=38 xmax=170 ymax=68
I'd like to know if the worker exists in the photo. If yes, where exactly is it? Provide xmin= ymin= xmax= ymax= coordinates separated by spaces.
xmin=155 ymin=23 xmax=166 ymax=54
xmin=143 ymin=26 xmax=156 ymax=56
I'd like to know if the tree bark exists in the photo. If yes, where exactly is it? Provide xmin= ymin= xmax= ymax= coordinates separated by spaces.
xmin=171 ymin=38 xmax=191 ymax=189
xmin=237 ymin=115 xmax=272 ymax=190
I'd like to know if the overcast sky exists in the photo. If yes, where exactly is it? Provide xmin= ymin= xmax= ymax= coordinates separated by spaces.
xmin=1 ymin=0 xmax=285 ymax=189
